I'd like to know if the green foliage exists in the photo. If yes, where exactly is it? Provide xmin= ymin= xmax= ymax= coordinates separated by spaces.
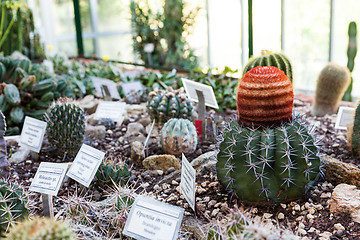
xmin=343 ymin=21 xmax=357 ymax=102
xmin=44 ymin=99 xmax=85 ymax=158
xmin=95 ymin=158 xmax=131 ymax=187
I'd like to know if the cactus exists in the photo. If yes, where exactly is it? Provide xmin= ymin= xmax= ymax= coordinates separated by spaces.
xmin=161 ymin=118 xmax=198 ymax=155
xmin=216 ymin=66 xmax=322 ymax=204
xmin=242 ymin=50 xmax=293 ymax=83
xmin=0 ymin=111 xmax=9 ymax=177
xmin=95 ymin=157 xmax=131 ymax=187
xmin=147 ymin=87 xmax=193 ymax=125
xmin=0 ymin=179 xmax=29 ymax=236
xmin=311 ymin=63 xmax=351 ymax=116
xmin=5 ymin=217 xmax=76 ymax=240
xmin=348 ymin=101 xmax=360 ymax=155
xmin=44 ymin=98 xmax=85 ymax=158
xmin=343 ymin=21 xmax=357 ymax=102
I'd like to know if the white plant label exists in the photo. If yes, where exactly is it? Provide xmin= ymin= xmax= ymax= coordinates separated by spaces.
xmin=123 ymin=196 xmax=184 ymax=240
xmin=66 ymin=144 xmax=105 ymax=187
xmin=335 ymin=106 xmax=355 ymax=130
xmin=180 ymin=153 xmax=196 ymax=211
xmin=91 ymin=76 xmax=120 ymax=100
xmin=182 ymin=78 xmax=219 ymax=109
xmin=94 ymin=101 xmax=126 ymax=122
xmin=29 ymin=162 xmax=69 ymax=196
xmin=121 ymin=81 xmax=144 ymax=95
xmin=20 ymin=116 xmax=47 ymax=153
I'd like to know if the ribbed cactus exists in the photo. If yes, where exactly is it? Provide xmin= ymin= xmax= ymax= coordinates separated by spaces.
xmin=0 ymin=111 xmax=9 ymax=177
xmin=242 ymin=50 xmax=293 ymax=83
xmin=161 ymin=118 xmax=198 ymax=155
xmin=44 ymin=98 xmax=85 ymax=157
xmin=312 ymin=63 xmax=351 ymax=116
xmin=343 ymin=21 xmax=357 ymax=102
xmin=0 ymin=180 xmax=29 ymax=236
xmin=348 ymin=101 xmax=360 ymax=155
xmin=95 ymin=158 xmax=131 ymax=187
xmin=216 ymin=66 xmax=322 ymax=204
xmin=5 ymin=217 xmax=77 ymax=240
xmin=147 ymin=87 xmax=193 ymax=125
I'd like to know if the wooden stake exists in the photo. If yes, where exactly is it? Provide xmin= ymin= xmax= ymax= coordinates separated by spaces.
xmin=42 ymin=193 xmax=54 ymax=218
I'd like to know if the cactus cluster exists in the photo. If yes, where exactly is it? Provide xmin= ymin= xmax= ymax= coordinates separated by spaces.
xmin=312 ymin=63 xmax=351 ymax=116
xmin=147 ymin=87 xmax=193 ymax=124
xmin=95 ymin=157 xmax=131 ymax=187
xmin=0 ymin=179 xmax=29 ymax=236
xmin=242 ymin=50 xmax=293 ymax=83
xmin=216 ymin=66 xmax=322 ymax=204
xmin=5 ymin=217 xmax=76 ymax=240
xmin=343 ymin=21 xmax=357 ymax=102
xmin=161 ymin=118 xmax=198 ymax=155
xmin=44 ymin=98 xmax=85 ymax=158
xmin=0 ymin=111 xmax=9 ymax=178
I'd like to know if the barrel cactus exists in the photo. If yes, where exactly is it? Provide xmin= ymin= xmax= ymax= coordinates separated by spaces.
xmin=242 ymin=50 xmax=293 ymax=83
xmin=147 ymin=87 xmax=193 ymax=125
xmin=216 ymin=66 xmax=322 ymax=204
xmin=347 ymin=101 xmax=360 ymax=155
xmin=0 ymin=111 xmax=9 ymax=178
xmin=161 ymin=118 xmax=198 ymax=155
xmin=44 ymin=98 xmax=85 ymax=158
xmin=95 ymin=158 xmax=131 ymax=187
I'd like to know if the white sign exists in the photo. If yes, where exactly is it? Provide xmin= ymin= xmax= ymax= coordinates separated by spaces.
xmin=94 ymin=101 xmax=126 ymax=122
xmin=180 ymin=154 xmax=196 ymax=211
xmin=123 ymin=196 xmax=184 ymax=240
xmin=121 ymin=81 xmax=144 ymax=95
xmin=335 ymin=106 xmax=355 ymax=130
xmin=182 ymin=78 xmax=219 ymax=109
xmin=66 ymin=144 xmax=105 ymax=187
xmin=29 ymin=162 xmax=69 ymax=196
xmin=91 ymin=76 xmax=120 ymax=100
xmin=20 ymin=116 xmax=47 ymax=153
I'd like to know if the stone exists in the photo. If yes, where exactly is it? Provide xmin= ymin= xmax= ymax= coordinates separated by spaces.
xmin=126 ymin=103 xmax=147 ymax=116
xmin=85 ymin=125 xmax=106 ymax=139
xmin=190 ymin=150 xmax=218 ymax=174
xmin=138 ymin=116 xmax=152 ymax=127
xmin=181 ymin=217 xmax=206 ymax=240
xmin=320 ymin=192 xmax=332 ymax=198
xmin=211 ymin=208 xmax=220 ymax=217
xmin=298 ymin=229 xmax=307 ymax=236
xmin=329 ymin=183 xmax=360 ymax=223
xmin=9 ymin=146 xmax=30 ymax=163
xmin=130 ymin=141 xmax=145 ymax=166
xmin=277 ymin=212 xmax=285 ymax=220
xmin=125 ymin=122 xmax=144 ymax=137
xmin=143 ymin=154 xmax=181 ymax=171
xmin=78 ymin=95 xmax=99 ymax=114
xmin=87 ymin=113 xmax=99 ymax=125
xmin=319 ymin=231 xmax=332 ymax=240
xmin=334 ymin=223 xmax=345 ymax=231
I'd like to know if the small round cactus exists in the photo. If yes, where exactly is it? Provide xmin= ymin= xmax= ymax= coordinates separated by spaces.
xmin=95 ymin=158 xmax=131 ymax=187
xmin=44 ymin=98 xmax=85 ymax=157
xmin=147 ymin=87 xmax=193 ymax=125
xmin=161 ymin=118 xmax=198 ymax=155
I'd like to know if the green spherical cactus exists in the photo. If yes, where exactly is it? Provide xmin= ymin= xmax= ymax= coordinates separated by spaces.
xmin=242 ymin=50 xmax=293 ymax=83
xmin=161 ymin=118 xmax=198 ymax=155
xmin=0 ymin=180 xmax=29 ymax=236
xmin=216 ymin=66 xmax=322 ymax=204
xmin=95 ymin=158 xmax=131 ymax=186
xmin=5 ymin=217 xmax=77 ymax=240
xmin=44 ymin=98 xmax=85 ymax=157
xmin=147 ymin=87 xmax=193 ymax=125
xmin=0 ymin=111 xmax=9 ymax=177
xmin=312 ymin=63 xmax=351 ymax=117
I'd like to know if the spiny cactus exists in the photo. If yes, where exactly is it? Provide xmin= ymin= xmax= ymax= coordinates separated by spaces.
xmin=161 ymin=118 xmax=198 ymax=155
xmin=95 ymin=157 xmax=131 ymax=187
xmin=44 ymin=98 xmax=85 ymax=158
xmin=311 ymin=63 xmax=351 ymax=116
xmin=147 ymin=87 xmax=193 ymax=125
xmin=242 ymin=50 xmax=293 ymax=83
xmin=216 ymin=66 xmax=322 ymax=204
xmin=0 ymin=111 xmax=9 ymax=177
xmin=0 ymin=179 xmax=29 ymax=236
xmin=5 ymin=217 xmax=77 ymax=240
xmin=343 ymin=21 xmax=357 ymax=102
xmin=348 ymin=101 xmax=360 ymax=155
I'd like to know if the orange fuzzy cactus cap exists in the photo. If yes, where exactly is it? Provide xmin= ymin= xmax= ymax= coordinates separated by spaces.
xmin=237 ymin=66 xmax=294 ymax=127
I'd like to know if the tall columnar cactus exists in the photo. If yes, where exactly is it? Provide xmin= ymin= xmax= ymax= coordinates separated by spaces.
xmin=242 ymin=50 xmax=293 ymax=83
xmin=44 ymin=98 xmax=85 ymax=157
xmin=311 ymin=63 xmax=351 ymax=116
xmin=5 ymin=217 xmax=76 ymax=240
xmin=217 ymin=66 xmax=322 ymax=204
xmin=147 ymin=87 xmax=193 ymax=125
xmin=0 ymin=179 xmax=29 ymax=236
xmin=343 ymin=21 xmax=357 ymax=102
xmin=0 ymin=111 xmax=9 ymax=177
xmin=161 ymin=118 xmax=197 ymax=155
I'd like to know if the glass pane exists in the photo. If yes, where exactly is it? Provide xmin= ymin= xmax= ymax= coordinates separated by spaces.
xmin=97 ymin=0 xmax=131 ymax=32
xmin=84 ymin=38 xmax=95 ymax=56
xmin=58 ymin=40 xmax=77 ymax=56
xmin=53 ymin=0 xmax=76 ymax=36
xmin=98 ymin=34 xmax=134 ymax=61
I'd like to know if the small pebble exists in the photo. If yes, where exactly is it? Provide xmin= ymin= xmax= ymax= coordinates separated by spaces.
xmin=277 ymin=212 xmax=284 ymax=220
xmin=334 ymin=223 xmax=345 ymax=231
xmin=320 ymin=192 xmax=331 ymax=198
xmin=294 ymin=204 xmax=301 ymax=211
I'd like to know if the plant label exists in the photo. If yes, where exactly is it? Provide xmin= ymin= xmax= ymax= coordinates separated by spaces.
xmin=182 ymin=78 xmax=219 ymax=109
xmin=20 ymin=116 xmax=47 ymax=153
xmin=94 ymin=101 xmax=126 ymax=123
xmin=123 ymin=196 xmax=184 ymax=240
xmin=335 ymin=106 xmax=355 ymax=130
xmin=180 ymin=153 xmax=196 ymax=211
xmin=121 ymin=81 xmax=144 ymax=95
xmin=66 ymin=144 xmax=105 ymax=187
xmin=29 ymin=162 xmax=69 ymax=196
xmin=91 ymin=76 xmax=120 ymax=100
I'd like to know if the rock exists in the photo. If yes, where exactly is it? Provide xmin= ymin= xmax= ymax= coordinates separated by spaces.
xmin=125 ymin=122 xmax=144 ymax=136
xmin=280 ymin=203 xmax=287 ymax=209
xmin=78 ymin=95 xmax=99 ymax=114
xmin=87 ymin=113 xmax=99 ymax=125
xmin=334 ymin=223 xmax=345 ymax=231
xmin=329 ymin=183 xmax=360 ymax=223
xmin=211 ymin=208 xmax=220 ymax=217
xmin=298 ymin=229 xmax=307 ymax=236
xmin=181 ymin=216 xmax=206 ymax=240
xmin=263 ymin=213 xmax=273 ymax=219
xmin=130 ymin=141 xmax=145 ymax=166
xmin=190 ymin=150 xmax=218 ymax=174
xmin=320 ymin=192 xmax=332 ymax=198
xmin=138 ymin=116 xmax=152 ymax=127
xmin=9 ymin=146 xmax=30 ymax=163
xmin=319 ymin=231 xmax=332 ymax=240
xmin=85 ymin=125 xmax=106 ymax=139
xmin=277 ymin=212 xmax=284 ymax=220
xmin=126 ymin=103 xmax=147 ymax=115
xmin=143 ymin=154 xmax=181 ymax=171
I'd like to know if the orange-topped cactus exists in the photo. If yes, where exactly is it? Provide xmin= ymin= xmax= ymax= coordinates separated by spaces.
xmin=237 ymin=66 xmax=294 ymax=127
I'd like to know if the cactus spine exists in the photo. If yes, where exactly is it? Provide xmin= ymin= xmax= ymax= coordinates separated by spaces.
xmin=216 ymin=66 xmax=322 ymax=204
xmin=343 ymin=21 xmax=357 ymax=102
xmin=0 ymin=111 xmax=9 ymax=177
xmin=311 ymin=63 xmax=351 ymax=116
